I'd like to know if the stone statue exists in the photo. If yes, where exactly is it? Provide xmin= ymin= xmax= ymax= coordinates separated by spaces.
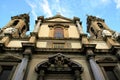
xmin=102 ymin=29 xmax=112 ymax=37
xmin=4 ymin=27 xmax=17 ymax=34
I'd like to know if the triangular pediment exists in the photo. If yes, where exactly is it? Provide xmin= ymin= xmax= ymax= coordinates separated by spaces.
xmin=45 ymin=14 xmax=72 ymax=22
xmin=46 ymin=18 xmax=71 ymax=22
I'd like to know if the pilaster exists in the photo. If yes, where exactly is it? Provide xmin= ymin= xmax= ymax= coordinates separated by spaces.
xmin=33 ymin=16 xmax=44 ymax=33
xmin=73 ymin=17 xmax=83 ymax=36
xmin=80 ymin=34 xmax=89 ymax=44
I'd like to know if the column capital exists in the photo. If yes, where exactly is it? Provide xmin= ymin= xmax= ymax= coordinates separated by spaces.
xmin=23 ymin=48 xmax=32 ymax=60
xmin=34 ymin=19 xmax=42 ymax=33
xmin=73 ymin=17 xmax=80 ymax=22
xmin=22 ymin=42 xmax=35 ymax=60
xmin=86 ymin=49 xmax=95 ymax=59
xmin=30 ymin=32 xmax=37 ymax=37
xmin=37 ymin=16 xmax=44 ymax=22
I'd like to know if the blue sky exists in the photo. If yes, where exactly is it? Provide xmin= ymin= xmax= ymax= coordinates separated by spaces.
xmin=0 ymin=0 xmax=120 ymax=34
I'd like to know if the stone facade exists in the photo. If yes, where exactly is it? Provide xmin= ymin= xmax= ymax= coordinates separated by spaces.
xmin=0 ymin=13 xmax=120 ymax=80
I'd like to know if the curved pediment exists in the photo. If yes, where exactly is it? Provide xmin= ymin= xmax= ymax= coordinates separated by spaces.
xmin=35 ymin=53 xmax=83 ymax=74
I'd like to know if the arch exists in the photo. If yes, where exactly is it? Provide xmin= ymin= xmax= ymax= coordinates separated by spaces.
xmin=97 ymin=22 xmax=104 ymax=29
xmin=12 ymin=20 xmax=19 ymax=26
xmin=35 ymin=53 xmax=83 ymax=80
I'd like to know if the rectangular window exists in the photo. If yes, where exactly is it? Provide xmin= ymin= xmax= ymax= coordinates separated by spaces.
xmin=99 ymin=63 xmax=120 ymax=80
xmin=0 ymin=66 xmax=13 ymax=80
xmin=103 ymin=66 xmax=119 ymax=80
xmin=53 ymin=43 xmax=65 ymax=48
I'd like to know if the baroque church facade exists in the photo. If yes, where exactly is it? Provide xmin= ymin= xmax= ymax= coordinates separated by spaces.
xmin=0 ymin=13 xmax=120 ymax=80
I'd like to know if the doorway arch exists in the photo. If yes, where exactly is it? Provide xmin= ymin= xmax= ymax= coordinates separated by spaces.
xmin=35 ymin=53 xmax=83 ymax=80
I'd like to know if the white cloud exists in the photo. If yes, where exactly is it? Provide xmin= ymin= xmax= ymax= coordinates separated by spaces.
xmin=26 ymin=0 xmax=53 ymax=19
xmin=90 ymin=0 xmax=111 ymax=8
xmin=25 ymin=0 xmax=37 ymax=20
xmin=40 ymin=0 xmax=53 ymax=17
xmin=50 ymin=0 xmax=73 ymax=17
xmin=55 ymin=0 xmax=59 ymax=3
xmin=25 ymin=0 xmax=74 ymax=19
xmin=114 ymin=0 xmax=120 ymax=9
xmin=101 ymin=0 xmax=110 ymax=3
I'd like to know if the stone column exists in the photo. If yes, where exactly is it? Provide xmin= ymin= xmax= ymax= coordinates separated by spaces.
xmin=76 ymin=20 xmax=83 ymax=34
xmin=87 ymin=50 xmax=105 ymax=80
xmin=49 ymin=26 xmax=54 ymax=37
xmin=13 ymin=48 xmax=31 ymax=80
xmin=33 ymin=20 xmax=42 ymax=33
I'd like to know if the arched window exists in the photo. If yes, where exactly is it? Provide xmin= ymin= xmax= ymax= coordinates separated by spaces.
xmin=21 ymin=25 xmax=26 ymax=33
xmin=54 ymin=27 xmax=64 ymax=38
xmin=97 ymin=23 xmax=104 ymax=29
xmin=12 ymin=20 xmax=19 ymax=26
xmin=90 ymin=27 xmax=95 ymax=34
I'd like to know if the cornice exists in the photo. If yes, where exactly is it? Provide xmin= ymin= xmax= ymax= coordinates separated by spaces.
xmin=37 ymin=37 xmax=80 ymax=40
xmin=35 ymin=48 xmax=82 ymax=53
xmin=0 ymin=55 xmax=22 ymax=62
xmin=96 ymin=56 xmax=118 ymax=63
xmin=45 ymin=14 xmax=72 ymax=21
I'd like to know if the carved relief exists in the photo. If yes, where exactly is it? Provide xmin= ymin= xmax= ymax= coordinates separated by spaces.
xmin=102 ymin=30 xmax=112 ymax=37
xmin=35 ymin=53 xmax=83 ymax=73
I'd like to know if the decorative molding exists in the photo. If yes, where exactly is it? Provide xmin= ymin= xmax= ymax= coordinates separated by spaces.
xmin=45 ymin=14 xmax=72 ymax=22
xmin=48 ymin=24 xmax=69 ymax=28
xmin=96 ymin=57 xmax=117 ymax=63
xmin=35 ymin=53 xmax=83 ymax=74
xmin=0 ymin=55 xmax=21 ymax=62
xmin=35 ymin=48 xmax=82 ymax=53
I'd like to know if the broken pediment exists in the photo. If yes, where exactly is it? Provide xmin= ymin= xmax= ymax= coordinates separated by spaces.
xmin=35 ymin=53 xmax=83 ymax=74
